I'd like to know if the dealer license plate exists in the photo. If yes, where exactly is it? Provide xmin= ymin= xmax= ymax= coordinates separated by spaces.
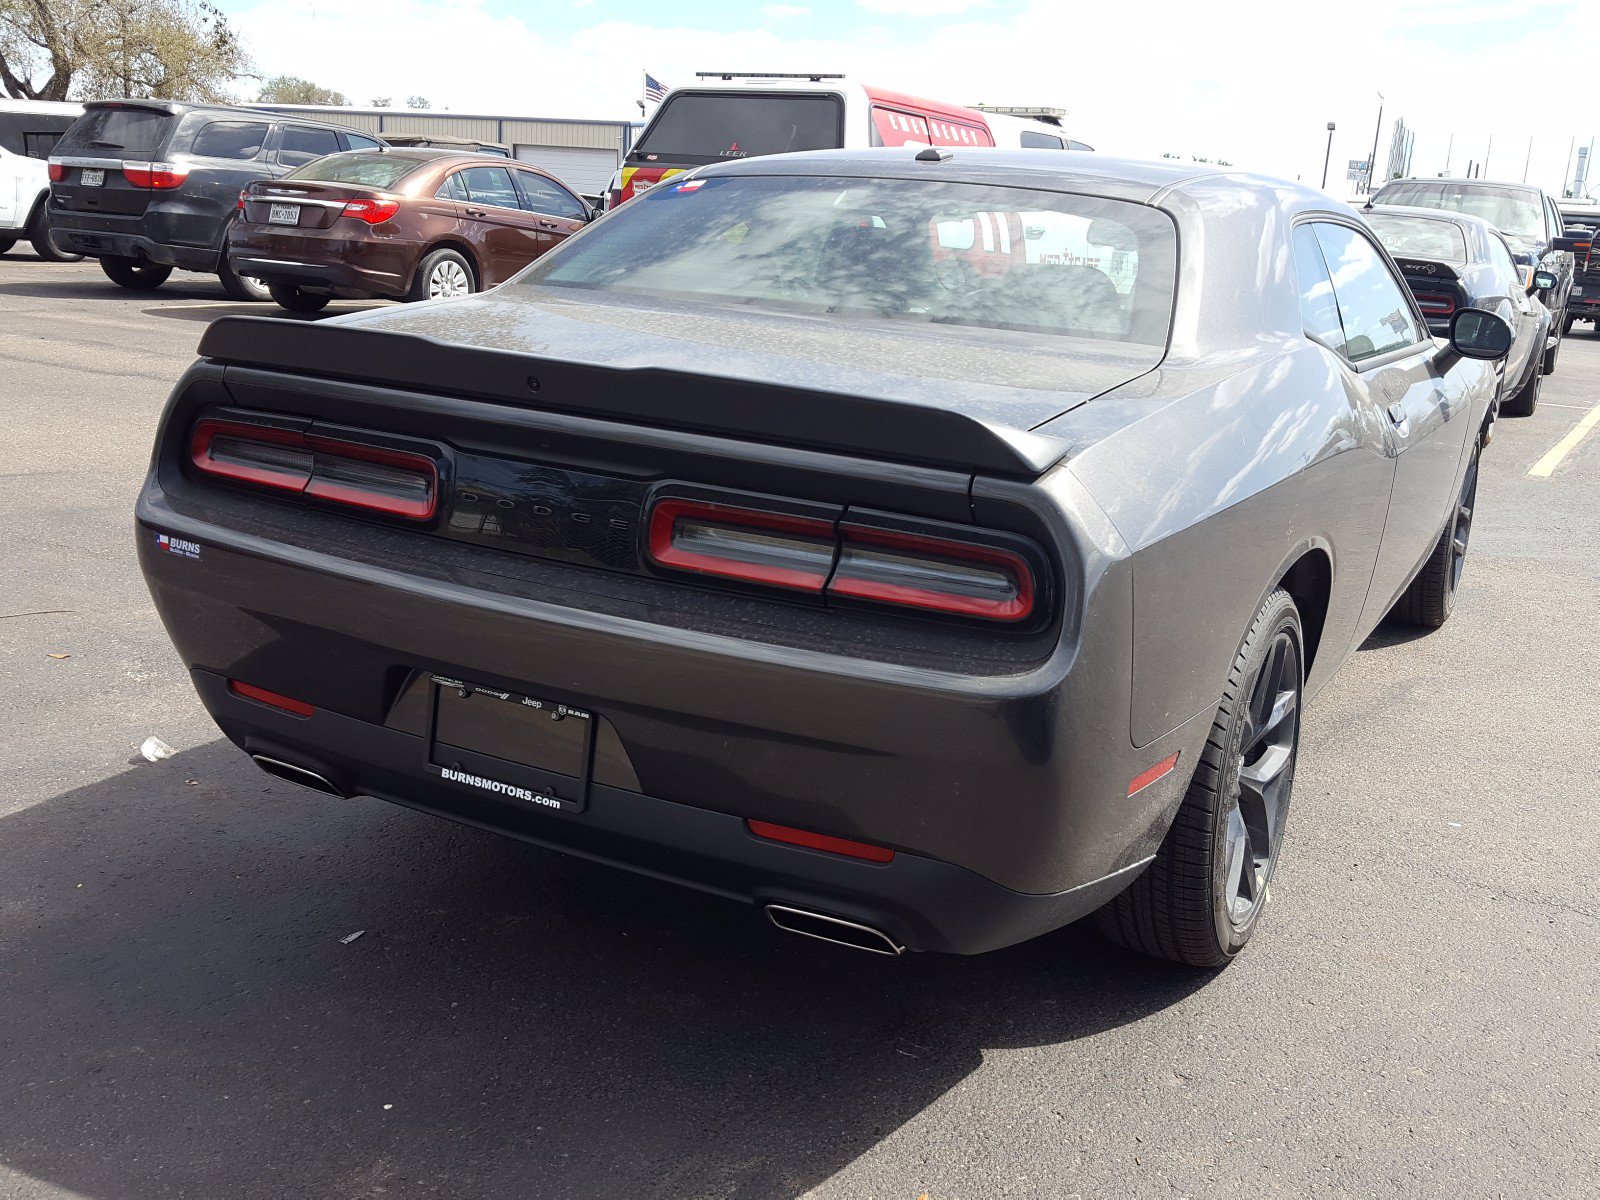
xmin=268 ymin=203 xmax=300 ymax=226
xmin=81 ymin=168 xmax=104 ymax=187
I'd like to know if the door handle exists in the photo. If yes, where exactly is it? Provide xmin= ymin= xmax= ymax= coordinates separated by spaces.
xmin=537 ymin=219 xmax=559 ymax=230
xmin=1386 ymin=401 xmax=1410 ymax=435
xmin=465 ymin=207 xmax=486 ymax=217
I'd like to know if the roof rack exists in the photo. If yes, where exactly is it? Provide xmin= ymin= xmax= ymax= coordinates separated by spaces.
xmin=694 ymin=72 xmax=844 ymax=81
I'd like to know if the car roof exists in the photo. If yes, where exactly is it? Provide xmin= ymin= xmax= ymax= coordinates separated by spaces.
xmin=81 ymin=98 xmax=359 ymax=133
xmin=694 ymin=146 xmax=1316 ymax=207
xmin=1382 ymin=176 xmax=1545 ymax=196
xmin=1362 ymin=202 xmax=1499 ymax=232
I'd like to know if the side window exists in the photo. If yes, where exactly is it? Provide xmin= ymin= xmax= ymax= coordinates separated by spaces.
xmin=1292 ymin=225 xmax=1345 ymax=353
xmin=1020 ymin=131 xmax=1065 ymax=149
xmin=514 ymin=170 xmax=587 ymax=219
xmin=1487 ymin=234 xmax=1522 ymax=294
xmin=1313 ymin=222 xmax=1425 ymax=362
xmin=277 ymin=125 xmax=341 ymax=167
xmin=435 ymin=172 xmax=468 ymax=202
xmin=344 ymin=133 xmax=382 ymax=152
xmin=189 ymin=121 xmax=270 ymax=161
xmin=459 ymin=166 xmax=520 ymax=210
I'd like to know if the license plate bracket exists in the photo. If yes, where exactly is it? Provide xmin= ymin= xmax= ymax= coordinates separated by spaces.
xmin=426 ymin=675 xmax=593 ymax=813
xmin=268 ymin=203 xmax=301 ymax=226
xmin=81 ymin=168 xmax=104 ymax=187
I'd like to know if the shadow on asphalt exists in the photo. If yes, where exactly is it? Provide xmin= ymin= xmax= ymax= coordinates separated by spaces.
xmin=1355 ymin=618 xmax=1436 ymax=652
xmin=0 ymin=740 xmax=1211 ymax=1197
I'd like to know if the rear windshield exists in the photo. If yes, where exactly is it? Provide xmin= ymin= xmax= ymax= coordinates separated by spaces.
xmin=522 ymin=174 xmax=1177 ymax=345
xmin=285 ymin=152 xmax=425 ymax=189
xmin=56 ymin=107 xmax=172 ymax=157
xmin=1366 ymin=214 xmax=1467 ymax=263
xmin=630 ymin=93 xmax=842 ymax=165
xmin=1373 ymin=182 xmax=1543 ymax=240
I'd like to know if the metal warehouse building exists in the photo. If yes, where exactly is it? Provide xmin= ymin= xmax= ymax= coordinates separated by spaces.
xmin=248 ymin=105 xmax=636 ymax=195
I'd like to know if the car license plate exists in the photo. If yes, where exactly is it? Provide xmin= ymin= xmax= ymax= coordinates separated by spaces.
xmin=1573 ymin=285 xmax=1584 ymax=297
xmin=268 ymin=203 xmax=300 ymax=226
xmin=81 ymin=168 xmax=104 ymax=187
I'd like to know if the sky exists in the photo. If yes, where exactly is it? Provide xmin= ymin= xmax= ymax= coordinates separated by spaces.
xmin=218 ymin=0 xmax=1595 ymax=197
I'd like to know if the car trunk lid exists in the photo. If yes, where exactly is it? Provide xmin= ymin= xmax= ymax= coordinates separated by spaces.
xmin=50 ymin=103 xmax=178 ymax=217
xmin=243 ymin=180 xmax=387 ymax=231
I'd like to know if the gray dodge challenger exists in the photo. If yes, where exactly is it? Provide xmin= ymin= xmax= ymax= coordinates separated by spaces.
xmin=136 ymin=149 xmax=1512 ymax=966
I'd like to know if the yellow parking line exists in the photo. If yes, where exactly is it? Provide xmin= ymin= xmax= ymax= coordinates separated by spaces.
xmin=1528 ymin=400 xmax=1600 ymax=478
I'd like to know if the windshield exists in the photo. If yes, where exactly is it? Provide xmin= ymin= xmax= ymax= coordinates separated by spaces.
xmin=55 ymin=107 xmax=171 ymax=157
xmin=630 ymin=93 xmax=842 ymax=165
xmin=1374 ymin=182 xmax=1543 ymax=240
xmin=1366 ymin=214 xmax=1467 ymax=263
xmin=522 ymin=174 xmax=1177 ymax=345
xmin=286 ymin=152 xmax=425 ymax=189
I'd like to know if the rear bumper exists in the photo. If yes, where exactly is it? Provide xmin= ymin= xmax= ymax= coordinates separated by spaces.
xmin=228 ymin=253 xmax=403 ymax=299
xmin=49 ymin=221 xmax=216 ymax=271
xmin=195 ymin=669 xmax=1148 ymax=954
xmin=227 ymin=224 xmax=417 ymax=298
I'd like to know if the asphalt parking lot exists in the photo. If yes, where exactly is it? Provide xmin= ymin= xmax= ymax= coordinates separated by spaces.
xmin=2 ymin=249 xmax=1597 ymax=1200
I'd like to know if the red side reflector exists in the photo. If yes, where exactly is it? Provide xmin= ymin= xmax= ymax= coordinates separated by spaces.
xmin=647 ymin=498 xmax=836 ymax=592
xmin=1128 ymin=752 xmax=1180 ymax=797
xmin=747 ymin=820 xmax=895 ymax=863
xmin=228 ymin=680 xmax=315 ymax=717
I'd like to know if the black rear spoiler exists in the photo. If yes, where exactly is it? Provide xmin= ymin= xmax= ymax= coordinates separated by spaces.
xmin=196 ymin=316 xmax=1071 ymax=478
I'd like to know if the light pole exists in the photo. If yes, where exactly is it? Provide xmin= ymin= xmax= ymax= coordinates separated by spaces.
xmin=1321 ymin=121 xmax=1336 ymax=189
xmin=1366 ymin=92 xmax=1384 ymax=193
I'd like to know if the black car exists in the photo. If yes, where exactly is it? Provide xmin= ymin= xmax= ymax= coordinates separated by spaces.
xmin=47 ymin=100 xmax=383 ymax=300
xmin=136 ymin=150 xmax=1511 ymax=966
xmin=1371 ymin=177 xmax=1572 ymax=373
xmin=1555 ymin=199 xmax=1600 ymax=333
xmin=1365 ymin=204 xmax=1553 ymax=416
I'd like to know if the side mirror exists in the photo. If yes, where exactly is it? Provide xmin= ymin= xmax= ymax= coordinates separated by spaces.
xmin=1450 ymin=308 xmax=1512 ymax=361
xmin=1533 ymin=269 xmax=1558 ymax=291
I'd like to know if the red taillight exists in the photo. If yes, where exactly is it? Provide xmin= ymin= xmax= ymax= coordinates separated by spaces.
xmin=48 ymin=161 xmax=66 ymax=182
xmin=341 ymin=198 xmax=401 ymax=224
xmin=190 ymin=419 xmax=438 ymax=520
xmin=747 ymin=820 xmax=895 ymax=862
xmin=1413 ymin=292 xmax=1457 ymax=317
xmin=228 ymin=680 xmax=315 ymax=717
xmin=237 ymin=188 xmax=249 ymax=212
xmin=828 ymin=524 xmax=1035 ymax=622
xmin=647 ymin=498 xmax=836 ymax=592
xmin=122 ymin=161 xmax=189 ymax=189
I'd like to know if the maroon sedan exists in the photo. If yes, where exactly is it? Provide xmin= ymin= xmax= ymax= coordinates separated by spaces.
xmin=228 ymin=148 xmax=593 ymax=312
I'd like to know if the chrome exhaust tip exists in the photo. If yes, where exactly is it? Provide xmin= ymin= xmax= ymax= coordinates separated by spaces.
xmin=764 ymin=904 xmax=904 ymax=956
xmin=250 ymin=753 xmax=346 ymax=797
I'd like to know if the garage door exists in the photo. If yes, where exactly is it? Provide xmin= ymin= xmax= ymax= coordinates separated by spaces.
xmin=512 ymin=145 xmax=619 ymax=197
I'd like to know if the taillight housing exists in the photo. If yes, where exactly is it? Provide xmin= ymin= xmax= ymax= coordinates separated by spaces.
xmin=645 ymin=492 xmax=1042 ymax=624
xmin=341 ymin=197 xmax=401 ymax=224
xmin=189 ymin=418 xmax=439 ymax=521
xmin=122 ymin=161 xmax=189 ymax=189
xmin=1413 ymin=292 xmax=1457 ymax=317
xmin=47 ymin=161 xmax=66 ymax=182
xmin=237 ymin=188 xmax=249 ymax=212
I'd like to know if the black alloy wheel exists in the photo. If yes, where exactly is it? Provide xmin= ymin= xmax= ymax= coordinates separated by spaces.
xmin=1097 ymin=588 xmax=1304 ymax=967
xmin=1391 ymin=449 xmax=1478 ymax=628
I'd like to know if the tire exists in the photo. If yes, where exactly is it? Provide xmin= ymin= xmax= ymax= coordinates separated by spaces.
xmin=26 ymin=203 xmax=83 ymax=262
xmin=407 ymin=248 xmax=474 ymax=302
xmin=1542 ymin=323 xmax=1561 ymax=375
xmin=100 ymin=255 xmax=171 ymax=291
xmin=1500 ymin=357 xmax=1541 ymax=417
xmin=0 ymin=237 xmax=15 ymax=255
xmin=1390 ymin=448 xmax=1478 ymax=629
xmin=1562 ymin=313 xmax=1575 ymax=335
xmin=1096 ymin=588 xmax=1304 ymax=967
xmin=268 ymin=282 xmax=330 ymax=313
xmin=218 ymin=254 xmax=273 ymax=302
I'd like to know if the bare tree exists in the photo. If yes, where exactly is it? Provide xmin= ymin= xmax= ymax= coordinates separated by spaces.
xmin=1 ymin=0 xmax=250 ymax=102
xmin=405 ymin=94 xmax=430 ymax=110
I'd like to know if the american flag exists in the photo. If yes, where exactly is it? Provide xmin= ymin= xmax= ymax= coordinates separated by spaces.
xmin=644 ymin=73 xmax=668 ymax=104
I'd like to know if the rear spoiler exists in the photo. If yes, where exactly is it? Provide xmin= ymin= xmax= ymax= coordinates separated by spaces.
xmin=196 ymin=316 xmax=1071 ymax=478
xmin=1392 ymin=257 xmax=1461 ymax=282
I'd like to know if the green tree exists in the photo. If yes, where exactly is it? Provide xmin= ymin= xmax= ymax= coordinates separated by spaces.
xmin=0 ymin=0 xmax=250 ymax=101
xmin=370 ymin=96 xmax=391 ymax=107
xmin=257 ymin=74 xmax=346 ymax=105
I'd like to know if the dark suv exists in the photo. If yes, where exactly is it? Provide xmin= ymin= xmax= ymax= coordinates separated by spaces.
xmin=1371 ymin=177 xmax=1573 ymax=373
xmin=47 ymin=100 xmax=383 ymax=299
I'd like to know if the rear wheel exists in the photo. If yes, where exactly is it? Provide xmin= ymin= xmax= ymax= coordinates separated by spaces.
xmin=1391 ymin=448 xmax=1478 ymax=629
xmin=0 ymin=237 xmax=15 ymax=255
xmin=1562 ymin=313 xmax=1575 ymax=335
xmin=268 ymin=282 xmax=331 ymax=313
xmin=1096 ymin=588 xmax=1303 ymax=967
xmin=26 ymin=203 xmax=83 ymax=262
xmin=100 ymin=255 xmax=171 ymax=290
xmin=1500 ymin=357 xmax=1541 ymax=417
xmin=218 ymin=254 xmax=273 ymax=301
xmin=408 ymin=248 xmax=474 ymax=302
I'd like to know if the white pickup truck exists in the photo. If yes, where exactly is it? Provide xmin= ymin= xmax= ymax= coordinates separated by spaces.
xmin=1 ymin=99 xmax=83 ymax=260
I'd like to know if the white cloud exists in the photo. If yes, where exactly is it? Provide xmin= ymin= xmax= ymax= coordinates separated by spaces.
xmin=761 ymin=4 xmax=811 ymax=17
xmin=858 ymin=0 xmax=987 ymax=12
xmin=227 ymin=0 xmax=1592 ymax=196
